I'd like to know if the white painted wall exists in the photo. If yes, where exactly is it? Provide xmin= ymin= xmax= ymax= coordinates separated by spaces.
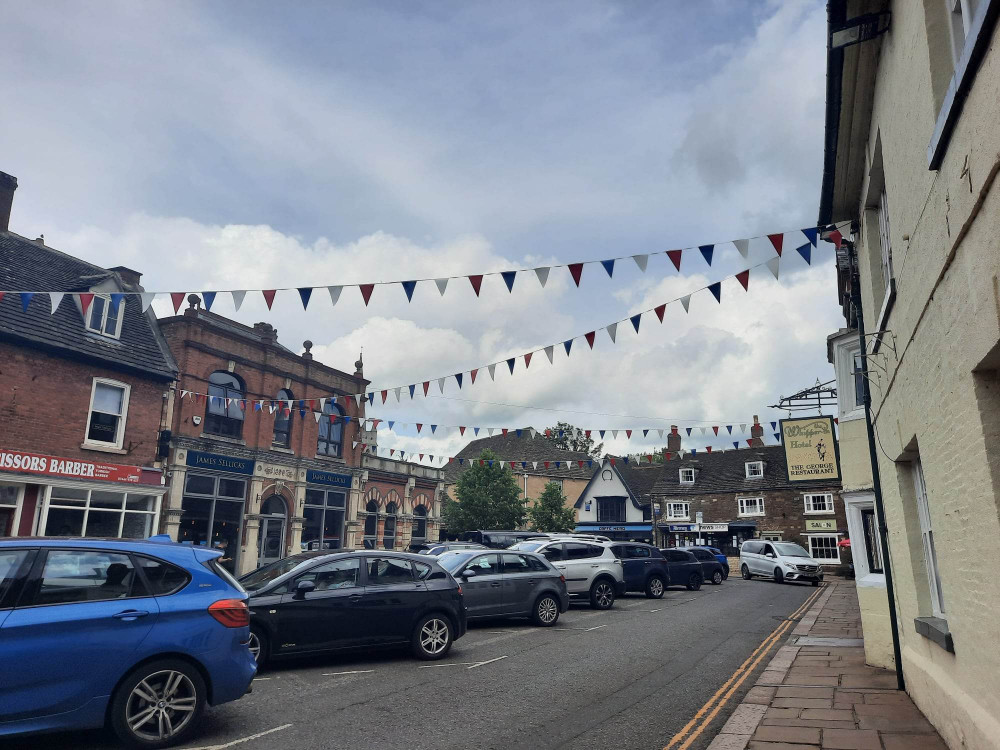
xmin=576 ymin=461 xmax=645 ymax=523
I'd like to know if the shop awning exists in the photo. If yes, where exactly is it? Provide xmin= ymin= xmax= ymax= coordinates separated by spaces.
xmin=576 ymin=524 xmax=652 ymax=533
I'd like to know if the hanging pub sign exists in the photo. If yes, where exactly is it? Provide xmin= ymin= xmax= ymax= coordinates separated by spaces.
xmin=779 ymin=416 xmax=841 ymax=482
xmin=0 ymin=448 xmax=142 ymax=484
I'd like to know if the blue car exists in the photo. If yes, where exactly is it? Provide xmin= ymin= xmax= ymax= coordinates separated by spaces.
xmin=0 ymin=537 xmax=255 ymax=748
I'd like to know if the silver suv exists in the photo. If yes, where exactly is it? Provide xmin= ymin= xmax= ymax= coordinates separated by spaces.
xmin=739 ymin=540 xmax=824 ymax=586
xmin=508 ymin=539 xmax=624 ymax=609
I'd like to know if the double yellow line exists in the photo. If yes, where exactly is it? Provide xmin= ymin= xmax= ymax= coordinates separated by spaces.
xmin=663 ymin=584 xmax=825 ymax=750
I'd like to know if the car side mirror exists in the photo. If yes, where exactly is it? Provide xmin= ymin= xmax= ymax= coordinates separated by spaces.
xmin=765 ymin=552 xmax=775 ymax=558
xmin=460 ymin=569 xmax=477 ymax=578
xmin=294 ymin=579 xmax=316 ymax=598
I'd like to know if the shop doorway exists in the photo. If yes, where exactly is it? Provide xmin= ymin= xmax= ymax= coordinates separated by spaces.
xmin=257 ymin=495 xmax=288 ymax=567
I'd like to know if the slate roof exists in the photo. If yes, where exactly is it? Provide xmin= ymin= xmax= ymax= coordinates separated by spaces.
xmin=612 ymin=460 xmax=663 ymax=507
xmin=0 ymin=231 xmax=177 ymax=380
xmin=442 ymin=430 xmax=594 ymax=483
xmin=651 ymin=444 xmax=841 ymax=496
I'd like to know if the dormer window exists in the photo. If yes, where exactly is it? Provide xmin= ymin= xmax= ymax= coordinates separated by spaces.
xmin=679 ymin=468 xmax=695 ymax=485
xmin=85 ymin=294 xmax=124 ymax=339
xmin=745 ymin=461 xmax=764 ymax=479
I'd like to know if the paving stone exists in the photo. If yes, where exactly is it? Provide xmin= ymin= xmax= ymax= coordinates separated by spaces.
xmin=856 ymin=715 xmax=936 ymax=733
xmin=820 ymin=728 xmax=880 ymax=749
xmin=783 ymin=674 xmax=840 ymax=687
xmin=775 ymin=687 xmax=835 ymax=699
xmin=799 ymin=709 xmax=854 ymax=721
xmin=839 ymin=673 xmax=897 ymax=689
xmin=772 ymin=698 xmax=833 ymax=709
xmin=752 ymin=725 xmax=821 ymax=744
xmin=748 ymin=742 xmax=819 ymax=750
xmin=860 ymin=691 xmax=911 ymax=704
xmin=881 ymin=734 xmax=949 ymax=749
xmin=761 ymin=719 xmax=855 ymax=730
xmin=707 ymin=733 xmax=753 ymax=750
xmin=744 ymin=686 xmax=777 ymax=705
xmin=765 ymin=708 xmax=801 ymax=719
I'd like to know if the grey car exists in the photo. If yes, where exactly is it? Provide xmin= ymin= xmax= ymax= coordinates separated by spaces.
xmin=437 ymin=550 xmax=570 ymax=626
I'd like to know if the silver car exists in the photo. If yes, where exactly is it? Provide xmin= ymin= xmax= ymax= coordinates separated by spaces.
xmin=507 ymin=539 xmax=625 ymax=609
xmin=437 ymin=550 xmax=570 ymax=626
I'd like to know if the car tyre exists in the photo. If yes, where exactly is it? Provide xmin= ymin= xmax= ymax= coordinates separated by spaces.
xmin=811 ymin=580 xmax=820 ymax=587
xmin=774 ymin=568 xmax=784 ymax=584
xmin=109 ymin=658 xmax=206 ymax=749
xmin=711 ymin=570 xmax=724 ymax=585
xmin=645 ymin=575 xmax=666 ymax=599
xmin=248 ymin=626 xmax=268 ymax=669
xmin=722 ymin=568 xmax=729 ymax=580
xmin=532 ymin=594 xmax=561 ymax=626
xmin=590 ymin=579 xmax=616 ymax=609
xmin=412 ymin=614 xmax=453 ymax=660
xmin=686 ymin=573 xmax=702 ymax=591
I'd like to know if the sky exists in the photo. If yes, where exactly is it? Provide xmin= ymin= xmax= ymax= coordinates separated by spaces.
xmin=1 ymin=0 xmax=842 ymax=465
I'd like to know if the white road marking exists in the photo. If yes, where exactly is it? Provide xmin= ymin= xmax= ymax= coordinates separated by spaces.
xmin=185 ymin=723 xmax=292 ymax=750
xmin=467 ymin=655 xmax=508 ymax=669
xmin=252 ymin=677 xmax=271 ymax=681
xmin=320 ymin=670 xmax=375 ymax=676
xmin=418 ymin=662 xmax=478 ymax=668
xmin=647 ymin=609 xmax=661 ymax=613
xmin=584 ymin=624 xmax=607 ymax=632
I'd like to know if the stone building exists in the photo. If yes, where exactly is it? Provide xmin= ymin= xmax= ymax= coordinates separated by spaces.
xmin=818 ymin=1 xmax=1000 ymax=746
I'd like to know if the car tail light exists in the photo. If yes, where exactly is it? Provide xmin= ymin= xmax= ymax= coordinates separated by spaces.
xmin=208 ymin=598 xmax=250 ymax=628
xmin=560 ymin=575 xmax=565 ymax=583
xmin=456 ymin=585 xmax=463 ymax=596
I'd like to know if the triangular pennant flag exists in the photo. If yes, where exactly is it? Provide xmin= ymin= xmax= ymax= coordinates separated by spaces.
xmin=734 ymin=442 xmax=739 ymax=449
xmin=601 ymin=259 xmax=615 ymax=277
xmin=568 ymin=262 xmax=584 ymax=287
xmin=524 ymin=352 xmax=533 ymax=368
xmin=470 ymin=368 xmax=478 ymax=384
xmin=736 ymin=269 xmax=750 ymax=291
xmin=771 ymin=422 xmax=777 ymax=431
xmin=766 ymin=256 xmax=780 ymax=280
xmin=680 ymin=295 xmax=691 ymax=313
xmin=474 ymin=427 xmax=480 ymax=436
xmin=740 ymin=423 xmax=747 ymax=433
xmin=49 ymin=292 xmax=64 ymax=314
xmin=431 ymin=425 xmax=437 ymax=434
xmin=829 ymin=229 xmax=843 ymax=248
xmin=544 ymin=345 xmax=554 ymax=364
xmin=434 ymin=278 xmax=449 ymax=296
xmin=501 ymin=271 xmax=516 ymax=293
xmin=455 ymin=373 xmax=463 ymax=389
xmin=170 ymin=292 xmax=185 ymax=313
xmin=768 ymin=233 xmax=784 ymax=256
xmin=712 ymin=426 xmax=719 ymax=435
xmin=352 ymin=441 xmax=358 ymax=450
xmin=654 ymin=303 xmax=666 ymax=323
xmin=488 ymin=363 xmax=496 ymax=380
xmin=423 ymin=381 xmax=430 ymax=397
xmin=381 ymin=390 xmax=388 ymax=404
xmin=774 ymin=432 xmax=780 ymax=441
xmin=516 ymin=429 xmax=522 ymax=437
xmin=630 ymin=314 xmax=641 ymax=334
xmin=390 ymin=449 xmax=395 ymax=456
xmin=468 ymin=275 xmax=484 ymax=296
xmin=460 ymin=426 xmax=466 ymax=436
xmin=705 ymin=447 xmax=712 ymax=453
xmin=625 ymin=429 xmax=632 ymax=438
xmin=367 ymin=393 xmax=375 ymax=406
xmin=686 ymin=428 xmax=692 ymax=436
xmin=262 ymin=290 xmax=277 ymax=310
xmin=554 ymin=461 xmax=561 ymax=469
xmin=502 ymin=429 xmax=508 ymax=436
xmin=802 ymin=227 xmax=818 ymax=247
xmin=297 ymin=287 xmax=313 ymax=309
xmin=632 ymin=254 xmax=648 ymax=272
xmin=19 ymin=293 xmax=34 ymax=312
xmin=795 ymin=243 xmax=812 ymax=265
xmin=646 ymin=455 xmax=653 ymax=463
xmin=529 ymin=428 xmax=536 ymax=438
xmin=419 ymin=454 xmax=424 ymax=461
xmin=387 ymin=420 xmax=394 ymax=430
xmin=506 ymin=358 xmax=515 ymax=374
xmin=534 ymin=267 xmax=549 ymax=287
xmin=228 ymin=290 xmax=246 ymax=311
xmin=609 ymin=457 xmax=616 ymax=466
xmin=666 ymin=249 xmax=683 ymax=271
xmin=599 ymin=430 xmax=605 ymax=439
xmin=409 ymin=384 xmax=416 ymax=399
xmin=201 ymin=291 xmax=216 ymax=311
xmin=606 ymin=323 xmax=617 ymax=343
xmin=700 ymin=427 xmax=707 ymax=436
xmin=578 ymin=460 xmax=585 ymax=469
xmin=438 ymin=377 xmax=446 ymax=394
xmin=109 ymin=293 xmax=125 ymax=314
xmin=327 ymin=286 xmax=342 ymax=307
xmin=642 ymin=429 xmax=649 ymax=437
xmin=564 ymin=339 xmax=573 ymax=356
xmin=699 ymin=244 xmax=714 ymax=266
xmin=611 ymin=430 xmax=618 ymax=438
xmin=76 ymin=292 xmax=95 ymax=318
xmin=747 ymin=439 xmax=753 ymax=446
xmin=543 ymin=461 xmax=550 ymax=469
xmin=313 ymin=411 xmax=321 ymax=423
xmin=733 ymin=238 xmax=750 ymax=258
xmin=585 ymin=331 xmax=596 ymax=349
xmin=416 ymin=423 xmax=423 ymax=433
xmin=708 ymin=282 xmax=722 ymax=303
xmin=359 ymin=284 xmax=375 ymax=306
xmin=139 ymin=292 xmax=156 ymax=312
xmin=401 ymin=280 xmax=417 ymax=302
xmin=394 ymin=387 xmax=401 ymax=402
xmin=657 ymin=429 xmax=664 ymax=438
xmin=531 ymin=461 xmax=538 ymax=470
xmin=510 ymin=462 xmax=517 ymax=469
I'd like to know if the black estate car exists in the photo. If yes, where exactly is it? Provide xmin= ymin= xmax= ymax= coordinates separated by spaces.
xmin=240 ymin=550 xmax=466 ymax=667
xmin=680 ymin=546 xmax=729 ymax=585
xmin=659 ymin=548 xmax=705 ymax=590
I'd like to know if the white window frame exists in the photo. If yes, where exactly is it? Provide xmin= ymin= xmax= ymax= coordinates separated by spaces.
xmin=947 ymin=0 xmax=979 ymax=66
xmin=877 ymin=189 xmax=894 ymax=300
xmin=744 ymin=461 xmax=763 ymax=479
xmin=913 ymin=460 xmax=946 ymax=617
xmin=83 ymin=378 xmax=131 ymax=451
xmin=0 ymin=482 xmax=25 ymax=537
xmin=666 ymin=502 xmax=690 ymax=520
xmin=40 ymin=483 xmax=162 ymax=538
xmin=806 ymin=533 xmax=842 ymax=564
xmin=679 ymin=468 xmax=695 ymax=485
xmin=738 ymin=497 xmax=765 ymax=517
xmin=548 ymin=478 xmax=564 ymax=491
xmin=760 ymin=532 xmax=782 ymax=542
xmin=804 ymin=493 xmax=836 ymax=515
xmin=84 ymin=294 xmax=125 ymax=340
xmin=832 ymin=333 xmax=866 ymax=420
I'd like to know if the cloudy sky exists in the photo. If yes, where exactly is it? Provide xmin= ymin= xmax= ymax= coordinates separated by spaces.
xmin=2 ymin=1 xmax=842 ymax=463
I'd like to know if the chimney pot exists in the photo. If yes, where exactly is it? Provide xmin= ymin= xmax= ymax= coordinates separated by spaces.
xmin=666 ymin=425 xmax=682 ymax=452
xmin=749 ymin=414 xmax=765 ymax=446
xmin=0 ymin=171 xmax=17 ymax=233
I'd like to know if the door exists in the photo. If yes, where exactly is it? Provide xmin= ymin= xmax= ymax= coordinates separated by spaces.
xmin=500 ymin=553 xmax=536 ymax=615
xmin=276 ymin=557 xmax=364 ymax=654
xmin=757 ymin=543 xmax=776 ymax=575
xmin=358 ymin=557 xmax=427 ymax=643
xmin=0 ymin=549 xmax=158 ymax=721
xmin=540 ymin=544 xmax=568 ymax=589
xmin=619 ymin=545 xmax=651 ymax=591
xmin=457 ymin=553 xmax=503 ymax=618
xmin=561 ymin=543 xmax=603 ymax=594
xmin=257 ymin=517 xmax=286 ymax=568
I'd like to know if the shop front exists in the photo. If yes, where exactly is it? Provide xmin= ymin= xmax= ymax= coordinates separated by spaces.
xmin=658 ymin=521 xmax=756 ymax=554
xmin=301 ymin=469 xmax=352 ymax=552
xmin=575 ymin=523 xmax=653 ymax=543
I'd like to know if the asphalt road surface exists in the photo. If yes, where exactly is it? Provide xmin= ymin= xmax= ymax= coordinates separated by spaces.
xmin=2 ymin=577 xmax=818 ymax=750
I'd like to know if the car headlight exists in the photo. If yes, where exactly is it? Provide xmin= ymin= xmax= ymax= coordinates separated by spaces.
xmin=783 ymin=561 xmax=797 ymax=570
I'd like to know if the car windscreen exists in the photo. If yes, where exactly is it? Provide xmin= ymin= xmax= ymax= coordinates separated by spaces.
xmin=508 ymin=541 xmax=544 ymax=552
xmin=774 ymin=543 xmax=811 ymax=558
xmin=239 ymin=556 xmax=314 ymax=591
xmin=436 ymin=552 xmax=477 ymax=572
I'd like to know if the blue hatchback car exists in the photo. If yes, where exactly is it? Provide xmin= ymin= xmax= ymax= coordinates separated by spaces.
xmin=0 ymin=537 xmax=256 ymax=748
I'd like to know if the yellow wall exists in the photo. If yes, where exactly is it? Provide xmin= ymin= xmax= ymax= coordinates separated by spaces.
xmin=838 ymin=419 xmax=873 ymax=493
xmin=442 ymin=473 xmax=585 ymax=525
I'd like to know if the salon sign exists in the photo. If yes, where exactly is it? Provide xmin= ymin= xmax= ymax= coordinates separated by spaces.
xmin=0 ymin=448 xmax=142 ymax=484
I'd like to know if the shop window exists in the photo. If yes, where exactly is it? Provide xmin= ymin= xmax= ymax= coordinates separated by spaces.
xmin=303 ymin=488 xmax=346 ymax=550
xmin=363 ymin=501 xmax=378 ymax=548
xmin=597 ymin=498 xmax=625 ymax=523
xmin=85 ymin=379 xmax=130 ymax=449
xmin=0 ymin=485 xmax=22 ymax=537
xmin=738 ymin=497 xmax=765 ymax=517
xmin=84 ymin=294 xmax=124 ymax=339
xmin=913 ymin=458 xmax=946 ymax=616
xmin=804 ymin=494 xmax=835 ymax=514
xmin=178 ymin=473 xmax=247 ymax=573
xmin=745 ymin=461 xmax=763 ymax=479
xmin=43 ymin=487 xmax=159 ymax=538
xmin=382 ymin=502 xmax=398 ymax=549
xmin=205 ymin=371 xmax=245 ymax=439
xmin=679 ymin=468 xmax=695 ymax=485
xmin=412 ymin=504 xmax=428 ymax=543
xmin=272 ymin=389 xmax=294 ymax=448
xmin=666 ymin=502 xmax=689 ymax=520
xmin=34 ymin=550 xmax=141 ymax=606
xmin=318 ymin=401 xmax=345 ymax=457
xmin=807 ymin=534 xmax=842 ymax=564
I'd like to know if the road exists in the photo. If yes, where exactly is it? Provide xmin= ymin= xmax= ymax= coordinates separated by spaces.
xmin=1 ymin=577 xmax=817 ymax=750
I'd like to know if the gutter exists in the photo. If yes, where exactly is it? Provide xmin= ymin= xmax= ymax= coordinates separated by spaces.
xmin=818 ymin=0 xmax=847 ymax=226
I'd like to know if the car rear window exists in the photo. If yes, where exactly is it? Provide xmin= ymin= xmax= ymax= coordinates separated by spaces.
xmin=565 ymin=543 xmax=603 ymax=560
xmin=540 ymin=544 xmax=564 ymax=562
xmin=136 ymin=555 xmax=190 ymax=596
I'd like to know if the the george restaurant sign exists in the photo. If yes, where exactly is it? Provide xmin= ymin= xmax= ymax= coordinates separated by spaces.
xmin=0 ymin=448 xmax=142 ymax=484
xmin=780 ymin=416 xmax=841 ymax=482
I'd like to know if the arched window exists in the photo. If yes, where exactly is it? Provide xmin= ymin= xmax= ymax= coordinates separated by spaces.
xmin=382 ymin=502 xmax=397 ymax=549
xmin=412 ymin=504 xmax=427 ymax=544
xmin=363 ymin=501 xmax=378 ymax=548
xmin=317 ymin=400 xmax=344 ymax=457
xmin=261 ymin=495 xmax=287 ymax=516
xmin=272 ymin=389 xmax=293 ymax=448
xmin=205 ymin=371 xmax=245 ymax=438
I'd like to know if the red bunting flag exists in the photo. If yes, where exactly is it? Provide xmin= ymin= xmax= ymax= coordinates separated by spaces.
xmin=169 ymin=292 xmax=185 ymax=314
xmin=834 ymin=417 xmax=839 ymax=425
xmin=479 ymin=460 xmax=485 ymax=466
xmin=666 ymin=250 xmax=682 ymax=271
xmin=585 ymin=430 xmax=591 ymax=438
xmin=510 ymin=462 xmax=517 ymax=469
xmin=646 ymin=455 xmax=653 ymax=463
xmin=767 ymin=233 xmax=784 ymax=256
xmin=422 ymin=381 xmax=430 ymax=396
xmin=416 ymin=423 xmax=423 ymax=433
xmin=468 ymin=275 xmax=484 ymax=296
xmin=381 ymin=390 xmax=388 ymax=404
xmin=419 ymin=454 xmax=424 ymax=460
xmin=706 ymin=446 xmax=712 ymax=452
xmin=502 ymin=429 xmax=508 ymax=436
xmin=712 ymin=426 xmax=719 ymax=435
xmin=524 ymin=352 xmax=532 ymax=368
xmin=470 ymin=368 xmax=478 ymax=384
xmin=262 ymin=289 xmax=277 ymax=309
xmin=829 ymin=229 xmax=843 ymax=248
xmin=736 ymin=269 xmax=750 ymax=291
xmin=460 ymin=426 xmax=466 ymax=435
xmin=568 ymin=263 xmax=584 ymax=286
xmin=625 ymin=429 xmax=632 ymax=438
xmin=359 ymin=284 xmax=375 ymax=306
xmin=543 ymin=461 xmax=550 ymax=468
xmin=747 ymin=439 xmax=753 ymax=446
xmin=545 ymin=429 xmax=552 ymax=437
xmin=77 ymin=292 xmax=96 ymax=317
xmin=609 ymin=457 xmax=616 ymax=466
xmin=665 ymin=451 xmax=672 ymax=461
xmin=578 ymin=460 xmax=585 ymax=469
xmin=585 ymin=331 xmax=596 ymax=349
xmin=654 ymin=303 xmax=666 ymax=322
xmin=390 ymin=449 xmax=395 ymax=456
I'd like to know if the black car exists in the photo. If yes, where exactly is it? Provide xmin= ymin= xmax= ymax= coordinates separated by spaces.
xmin=459 ymin=530 xmax=549 ymax=549
xmin=609 ymin=543 xmax=671 ymax=598
xmin=240 ymin=550 xmax=466 ymax=667
xmin=681 ymin=546 xmax=729 ymax=585
xmin=658 ymin=548 xmax=705 ymax=590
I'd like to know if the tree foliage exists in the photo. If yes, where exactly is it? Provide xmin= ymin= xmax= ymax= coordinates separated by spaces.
xmin=527 ymin=482 xmax=577 ymax=532
xmin=544 ymin=421 xmax=603 ymax=458
xmin=441 ymin=449 xmax=527 ymax=535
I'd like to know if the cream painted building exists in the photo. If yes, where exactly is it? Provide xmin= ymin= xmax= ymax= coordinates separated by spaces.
xmin=820 ymin=1 xmax=1000 ymax=747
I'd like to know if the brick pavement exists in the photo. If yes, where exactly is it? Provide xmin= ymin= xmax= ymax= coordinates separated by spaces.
xmin=706 ymin=581 xmax=947 ymax=750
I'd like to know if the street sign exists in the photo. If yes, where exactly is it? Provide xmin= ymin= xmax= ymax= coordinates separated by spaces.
xmin=695 ymin=511 xmax=704 ymax=523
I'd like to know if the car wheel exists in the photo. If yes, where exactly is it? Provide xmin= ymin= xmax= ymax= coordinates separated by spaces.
xmin=774 ymin=568 xmax=784 ymax=584
xmin=711 ymin=570 xmax=724 ymax=585
xmin=248 ymin=626 xmax=268 ymax=669
xmin=722 ymin=568 xmax=729 ymax=580
xmin=741 ymin=564 xmax=752 ymax=580
xmin=811 ymin=580 xmax=820 ymax=587
xmin=645 ymin=575 xmax=665 ymax=599
xmin=412 ymin=614 xmax=453 ymax=660
xmin=532 ymin=595 xmax=560 ymax=626
xmin=109 ymin=659 xmax=206 ymax=749
xmin=590 ymin=579 xmax=616 ymax=609
xmin=686 ymin=573 xmax=702 ymax=591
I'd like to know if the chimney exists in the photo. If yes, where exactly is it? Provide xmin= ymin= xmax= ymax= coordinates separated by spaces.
xmin=0 ymin=171 xmax=17 ymax=232
xmin=750 ymin=415 xmax=765 ymax=447
xmin=253 ymin=322 xmax=278 ymax=344
xmin=667 ymin=425 xmax=682 ymax=452
xmin=110 ymin=266 xmax=142 ymax=288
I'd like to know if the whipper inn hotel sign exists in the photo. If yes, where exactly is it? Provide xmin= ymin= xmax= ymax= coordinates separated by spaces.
xmin=779 ymin=416 xmax=841 ymax=482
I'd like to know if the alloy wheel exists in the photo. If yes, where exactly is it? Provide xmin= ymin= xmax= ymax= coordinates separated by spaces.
xmin=125 ymin=670 xmax=198 ymax=742
xmin=538 ymin=597 xmax=558 ymax=624
xmin=248 ymin=632 xmax=261 ymax=662
xmin=419 ymin=618 xmax=450 ymax=655
xmin=595 ymin=582 xmax=614 ymax=608
xmin=713 ymin=571 xmax=723 ymax=585
xmin=649 ymin=578 xmax=664 ymax=597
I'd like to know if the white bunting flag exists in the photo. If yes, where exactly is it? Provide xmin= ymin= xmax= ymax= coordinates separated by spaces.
xmin=354 ymin=394 xmax=363 ymax=408
xmin=680 ymin=295 xmax=691 ymax=313
xmin=606 ymin=323 xmax=617 ymax=343
xmin=488 ymin=428 xmax=495 ymax=436
xmin=394 ymin=387 xmax=401 ymax=402
xmin=180 ymin=390 xmax=191 ymax=399
xmin=740 ymin=423 xmax=747 ymax=433
xmin=231 ymin=290 xmax=247 ymax=311
xmin=352 ymin=441 xmax=358 ymax=450
xmin=544 ymin=345 xmax=554 ymax=364
xmin=318 ymin=398 xmax=327 ymax=411
xmin=700 ymin=427 xmax=708 ymax=436
xmin=657 ymin=429 xmax=664 ymax=438
xmin=632 ymin=254 xmax=649 ymax=272
xmin=314 ymin=411 xmax=322 ymax=423
xmin=488 ymin=363 xmax=496 ymax=381
xmin=611 ymin=430 xmax=619 ymax=439
xmin=327 ymin=286 xmax=343 ymax=306
xmin=534 ymin=267 xmax=550 ymax=288
xmin=531 ymin=461 xmax=538 ymax=470
xmin=766 ymin=256 xmax=780 ymax=280
xmin=733 ymin=238 xmax=750 ymax=258
xmin=529 ymin=427 xmax=537 ymax=439
xmin=434 ymin=278 xmax=449 ymax=296
xmin=48 ymin=292 xmax=64 ymax=314
xmin=438 ymin=377 xmax=446 ymax=394
xmin=135 ymin=292 xmax=154 ymax=312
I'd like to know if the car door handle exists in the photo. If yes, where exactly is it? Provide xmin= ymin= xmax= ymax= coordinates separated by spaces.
xmin=348 ymin=593 xmax=363 ymax=603
xmin=112 ymin=610 xmax=149 ymax=621
xmin=555 ymin=565 xmax=566 ymax=570
xmin=527 ymin=579 xmax=537 ymax=585
xmin=490 ymin=582 xmax=502 ymax=588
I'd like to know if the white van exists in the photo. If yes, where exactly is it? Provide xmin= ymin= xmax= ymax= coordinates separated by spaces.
xmin=739 ymin=540 xmax=823 ymax=586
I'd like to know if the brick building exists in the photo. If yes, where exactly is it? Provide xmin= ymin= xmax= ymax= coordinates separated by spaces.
xmin=0 ymin=171 xmax=177 ymax=539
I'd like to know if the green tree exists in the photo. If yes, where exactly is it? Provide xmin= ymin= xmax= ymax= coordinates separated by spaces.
xmin=441 ymin=449 xmax=527 ymax=535
xmin=544 ymin=421 xmax=603 ymax=458
xmin=527 ymin=482 xmax=577 ymax=532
